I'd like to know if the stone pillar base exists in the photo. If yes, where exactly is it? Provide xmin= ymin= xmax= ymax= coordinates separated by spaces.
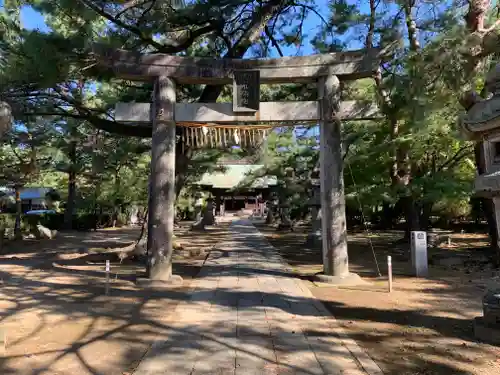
xmin=277 ymin=223 xmax=293 ymax=231
xmin=136 ymin=274 xmax=184 ymax=288
xmin=474 ymin=317 xmax=500 ymax=345
xmin=190 ymin=220 xmax=206 ymax=230
xmin=305 ymin=232 xmax=322 ymax=246
xmin=314 ymin=272 xmax=369 ymax=286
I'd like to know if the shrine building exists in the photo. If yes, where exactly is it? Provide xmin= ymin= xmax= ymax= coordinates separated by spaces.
xmin=196 ymin=162 xmax=277 ymax=212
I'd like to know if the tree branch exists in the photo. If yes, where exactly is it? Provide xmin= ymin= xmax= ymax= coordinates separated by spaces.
xmin=437 ymin=144 xmax=474 ymax=172
xmin=115 ymin=0 xmax=152 ymax=19
xmin=264 ymin=25 xmax=284 ymax=56
xmin=342 ymin=134 xmax=362 ymax=161
xmin=290 ymin=2 xmax=330 ymax=28
xmin=77 ymin=0 xmax=215 ymax=53
xmin=198 ymin=0 xmax=289 ymax=103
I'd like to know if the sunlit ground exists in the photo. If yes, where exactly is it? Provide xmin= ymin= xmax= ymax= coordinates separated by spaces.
xmin=257 ymin=223 xmax=500 ymax=375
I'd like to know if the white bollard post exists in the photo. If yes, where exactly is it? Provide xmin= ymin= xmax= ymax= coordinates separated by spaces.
xmin=105 ymin=260 xmax=110 ymax=295
xmin=410 ymin=231 xmax=428 ymax=277
xmin=387 ymin=256 xmax=393 ymax=293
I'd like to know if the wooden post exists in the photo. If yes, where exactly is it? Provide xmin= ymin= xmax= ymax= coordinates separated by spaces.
xmin=317 ymin=70 xmax=350 ymax=279
xmin=105 ymin=259 xmax=110 ymax=295
xmin=147 ymin=76 xmax=176 ymax=281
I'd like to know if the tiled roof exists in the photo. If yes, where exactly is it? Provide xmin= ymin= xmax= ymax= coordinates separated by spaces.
xmin=197 ymin=165 xmax=277 ymax=189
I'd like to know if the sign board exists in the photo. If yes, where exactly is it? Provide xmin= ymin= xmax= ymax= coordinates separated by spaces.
xmin=410 ymin=231 xmax=428 ymax=277
xmin=233 ymin=70 xmax=260 ymax=112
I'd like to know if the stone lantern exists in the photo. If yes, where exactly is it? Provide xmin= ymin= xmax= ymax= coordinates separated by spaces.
xmin=266 ymin=191 xmax=279 ymax=224
xmin=474 ymin=289 xmax=500 ymax=345
xmin=193 ymin=192 xmax=204 ymax=221
xmin=278 ymin=198 xmax=292 ymax=230
xmin=276 ymin=167 xmax=295 ymax=230
xmin=256 ymin=193 xmax=265 ymax=217
xmin=458 ymin=63 xmax=500 ymax=344
xmin=203 ymin=197 xmax=215 ymax=225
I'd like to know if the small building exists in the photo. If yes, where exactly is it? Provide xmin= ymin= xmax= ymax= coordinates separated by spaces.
xmin=196 ymin=164 xmax=277 ymax=212
xmin=0 ymin=186 xmax=55 ymax=212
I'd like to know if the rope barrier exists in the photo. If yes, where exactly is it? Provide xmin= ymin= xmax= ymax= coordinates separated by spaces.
xmin=346 ymin=161 xmax=382 ymax=277
xmin=175 ymin=121 xmax=317 ymax=129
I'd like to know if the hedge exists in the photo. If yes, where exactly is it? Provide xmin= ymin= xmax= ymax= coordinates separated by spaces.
xmin=0 ymin=212 xmax=125 ymax=231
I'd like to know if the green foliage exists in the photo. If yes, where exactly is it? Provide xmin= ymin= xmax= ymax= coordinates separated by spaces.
xmin=0 ymin=0 xmax=497 ymax=233
xmin=0 ymin=213 xmax=15 ymax=230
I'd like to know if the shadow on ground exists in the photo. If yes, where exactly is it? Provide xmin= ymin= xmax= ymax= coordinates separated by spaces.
xmin=1 ymin=220 xmax=499 ymax=375
xmin=254 ymin=221 xmax=500 ymax=375
xmin=0 ymin=223 xmax=231 ymax=375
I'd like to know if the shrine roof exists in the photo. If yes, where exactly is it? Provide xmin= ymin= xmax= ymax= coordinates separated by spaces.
xmin=197 ymin=164 xmax=277 ymax=189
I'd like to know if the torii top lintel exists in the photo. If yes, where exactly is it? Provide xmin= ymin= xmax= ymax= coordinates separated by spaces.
xmin=92 ymin=44 xmax=381 ymax=84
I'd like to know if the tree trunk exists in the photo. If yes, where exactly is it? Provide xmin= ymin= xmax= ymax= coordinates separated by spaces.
xmin=174 ymin=145 xmax=190 ymax=200
xmin=367 ymin=0 xmax=417 ymax=238
xmin=93 ymin=181 xmax=101 ymax=231
xmin=138 ymin=209 xmax=148 ymax=239
xmin=113 ymin=169 xmax=121 ymax=227
xmin=405 ymin=196 xmax=421 ymax=236
xmin=420 ymin=200 xmax=433 ymax=230
xmin=0 ymin=227 xmax=4 ymax=253
xmin=14 ymin=185 xmax=22 ymax=240
xmin=64 ymin=170 xmax=76 ymax=230
xmin=64 ymin=137 xmax=77 ymax=230
xmin=380 ymin=202 xmax=396 ymax=229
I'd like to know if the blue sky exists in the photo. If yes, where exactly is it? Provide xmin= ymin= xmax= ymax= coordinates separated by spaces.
xmin=3 ymin=0 xmax=456 ymax=55
xmin=20 ymin=5 xmax=49 ymax=31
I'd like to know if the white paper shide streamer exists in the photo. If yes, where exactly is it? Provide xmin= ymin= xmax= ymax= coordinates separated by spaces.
xmin=178 ymin=125 xmax=268 ymax=150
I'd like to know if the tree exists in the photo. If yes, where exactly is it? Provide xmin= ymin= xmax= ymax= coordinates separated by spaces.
xmin=0 ymin=118 xmax=53 ymax=237
xmin=0 ymin=0 xmax=337 ymax=196
xmin=0 ymin=0 xmax=497 ymax=264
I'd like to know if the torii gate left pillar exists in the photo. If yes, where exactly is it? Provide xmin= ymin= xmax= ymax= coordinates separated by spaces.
xmin=147 ymin=76 xmax=176 ymax=281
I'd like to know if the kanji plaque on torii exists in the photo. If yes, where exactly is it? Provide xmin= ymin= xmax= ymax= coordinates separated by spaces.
xmin=233 ymin=70 xmax=260 ymax=112
xmin=92 ymin=44 xmax=382 ymax=286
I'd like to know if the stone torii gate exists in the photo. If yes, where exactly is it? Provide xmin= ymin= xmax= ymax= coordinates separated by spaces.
xmin=93 ymin=46 xmax=381 ymax=285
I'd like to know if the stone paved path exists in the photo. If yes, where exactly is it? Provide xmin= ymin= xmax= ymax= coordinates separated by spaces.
xmin=134 ymin=218 xmax=383 ymax=375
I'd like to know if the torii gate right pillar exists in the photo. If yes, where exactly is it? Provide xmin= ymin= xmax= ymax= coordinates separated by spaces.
xmin=318 ymin=70 xmax=349 ymax=279
xmin=316 ymin=68 xmax=366 ymax=284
